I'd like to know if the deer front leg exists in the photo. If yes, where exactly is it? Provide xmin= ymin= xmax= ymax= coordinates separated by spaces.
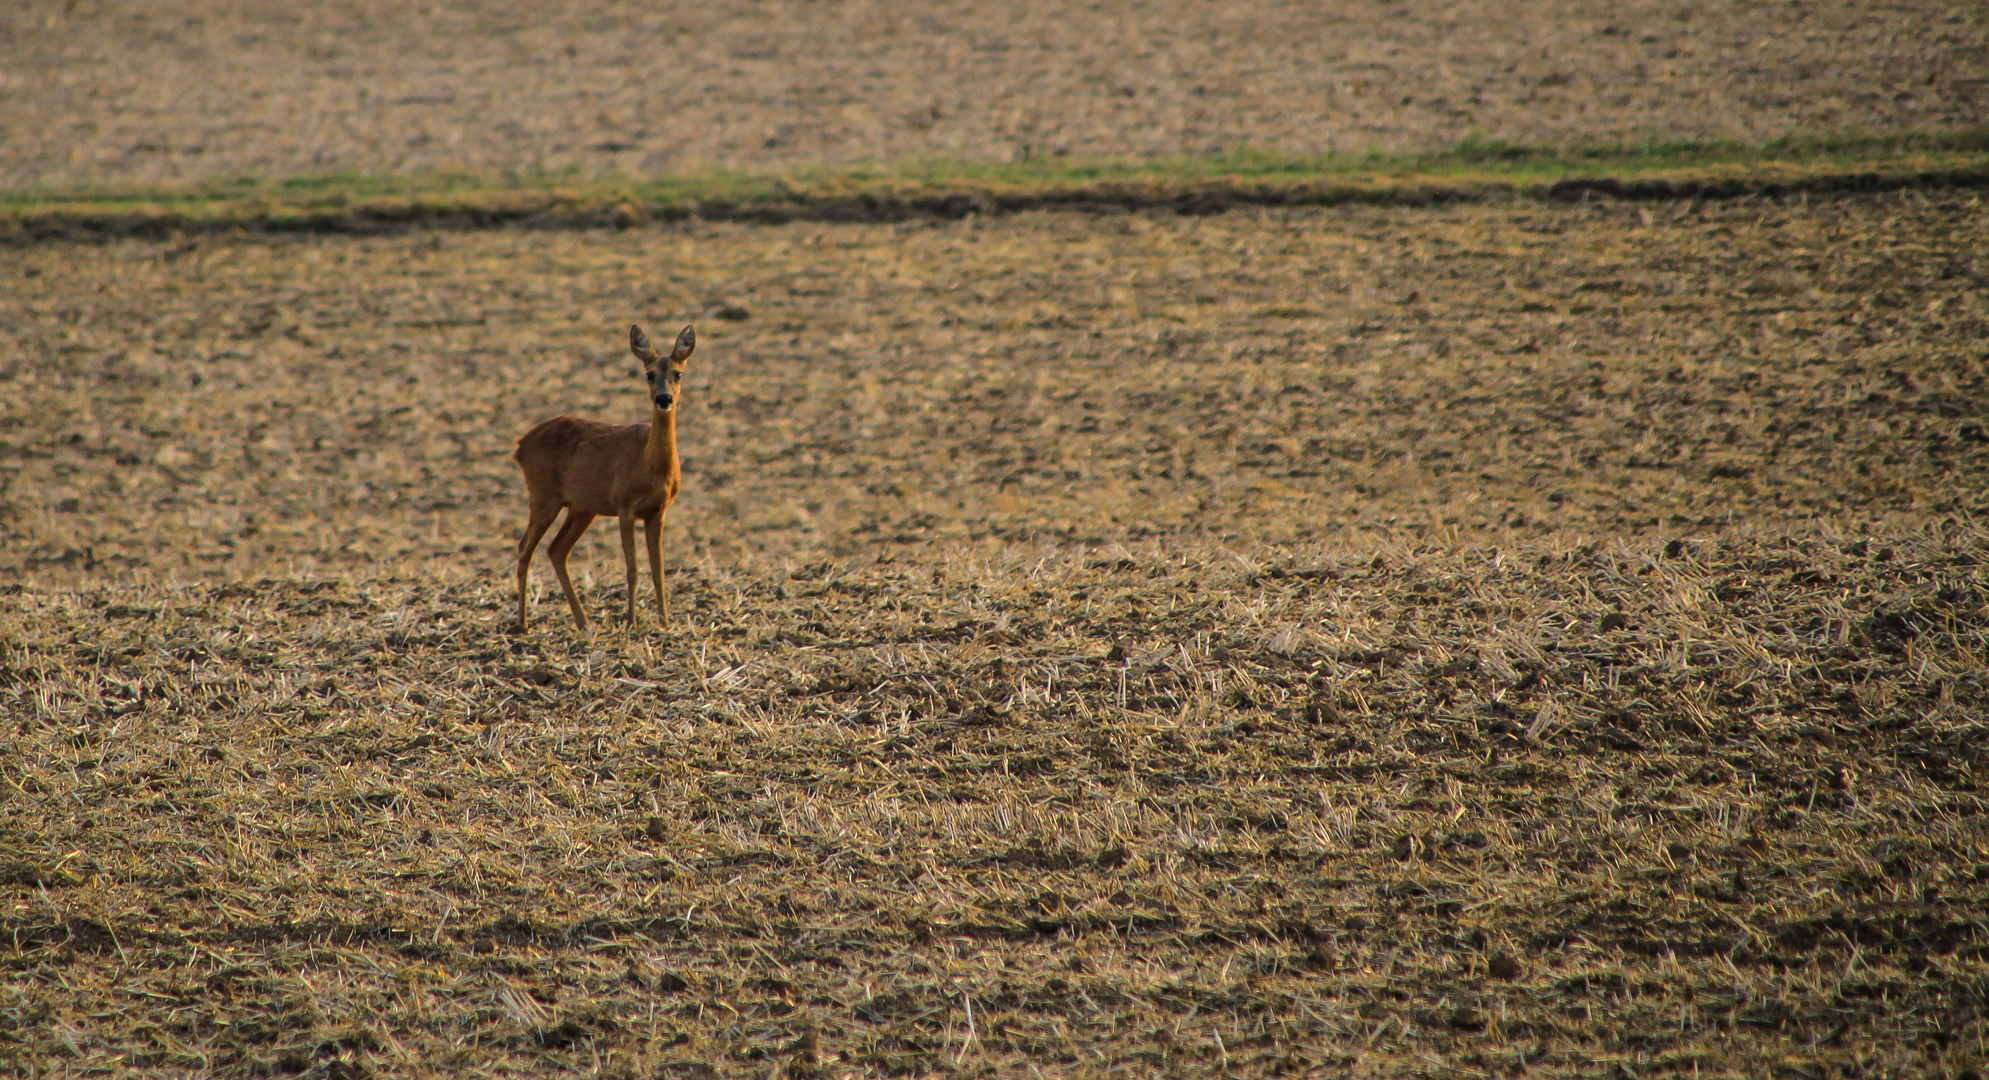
xmin=619 ymin=512 xmax=640 ymax=626
xmin=645 ymin=511 xmax=667 ymax=626
xmin=546 ymin=510 xmax=596 ymax=629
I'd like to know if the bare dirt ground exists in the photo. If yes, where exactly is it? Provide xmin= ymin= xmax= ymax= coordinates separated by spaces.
xmin=3 ymin=0 xmax=1987 ymax=190
xmin=2 ymin=194 xmax=1987 ymax=1076
xmin=6 ymin=2 xmax=1989 ymax=1076
xmin=6 ymin=195 xmax=1987 ymax=581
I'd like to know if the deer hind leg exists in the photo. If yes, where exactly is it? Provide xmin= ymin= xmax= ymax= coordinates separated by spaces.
xmin=546 ymin=510 xmax=597 ymax=629
xmin=515 ymin=498 xmax=563 ymax=630
xmin=618 ymin=512 xmax=640 ymax=626
xmin=644 ymin=511 xmax=667 ymax=626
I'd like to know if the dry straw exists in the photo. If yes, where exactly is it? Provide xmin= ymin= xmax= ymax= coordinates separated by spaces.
xmin=1 ymin=192 xmax=1985 ymax=1076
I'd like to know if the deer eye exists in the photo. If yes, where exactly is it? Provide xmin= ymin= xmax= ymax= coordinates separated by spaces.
xmin=645 ymin=371 xmax=656 ymax=382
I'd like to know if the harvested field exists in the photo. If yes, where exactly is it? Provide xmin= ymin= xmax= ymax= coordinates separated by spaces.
xmin=6 ymin=193 xmax=1988 ymax=579
xmin=4 ymin=0 xmax=1988 ymax=190
xmin=3 ymin=193 xmax=1989 ymax=1078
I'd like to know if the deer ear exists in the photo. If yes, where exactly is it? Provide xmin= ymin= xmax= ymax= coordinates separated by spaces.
xmin=671 ymin=325 xmax=696 ymax=363
xmin=630 ymin=324 xmax=660 ymax=364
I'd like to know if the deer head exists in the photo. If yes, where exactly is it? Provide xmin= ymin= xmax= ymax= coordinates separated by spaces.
xmin=630 ymin=324 xmax=696 ymax=412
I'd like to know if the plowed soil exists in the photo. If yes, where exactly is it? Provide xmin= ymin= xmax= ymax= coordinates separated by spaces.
xmin=3 ymin=193 xmax=1988 ymax=1076
xmin=4 ymin=0 xmax=1987 ymax=189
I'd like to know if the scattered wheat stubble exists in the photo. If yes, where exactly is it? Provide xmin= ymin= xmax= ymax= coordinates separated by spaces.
xmin=3 ymin=195 xmax=1985 ymax=586
xmin=0 ymin=194 xmax=1985 ymax=1076
xmin=3 ymin=533 xmax=1986 ymax=1076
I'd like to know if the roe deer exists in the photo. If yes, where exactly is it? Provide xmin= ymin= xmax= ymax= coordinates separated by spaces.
xmin=514 ymin=324 xmax=695 ymax=630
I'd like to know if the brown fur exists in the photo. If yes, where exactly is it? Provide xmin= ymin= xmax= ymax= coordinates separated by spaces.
xmin=514 ymin=324 xmax=694 ymax=630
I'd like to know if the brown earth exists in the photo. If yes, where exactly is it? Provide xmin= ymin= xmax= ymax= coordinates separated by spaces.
xmin=3 ymin=0 xmax=1987 ymax=190
xmin=2 ymin=194 xmax=1987 ymax=1076
xmin=4 ymin=194 xmax=1986 ymax=580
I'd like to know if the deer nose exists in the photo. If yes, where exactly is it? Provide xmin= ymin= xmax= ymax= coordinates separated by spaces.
xmin=655 ymin=393 xmax=674 ymax=408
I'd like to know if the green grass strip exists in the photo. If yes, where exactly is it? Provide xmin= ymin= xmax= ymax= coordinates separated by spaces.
xmin=5 ymin=128 xmax=1987 ymax=239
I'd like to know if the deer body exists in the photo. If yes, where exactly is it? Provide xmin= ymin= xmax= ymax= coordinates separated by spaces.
xmin=514 ymin=324 xmax=695 ymax=630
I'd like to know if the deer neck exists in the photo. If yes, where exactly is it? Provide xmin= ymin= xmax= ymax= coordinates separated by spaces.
xmin=645 ymin=406 xmax=680 ymax=485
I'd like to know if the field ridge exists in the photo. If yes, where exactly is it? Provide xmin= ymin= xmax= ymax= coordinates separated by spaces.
xmin=5 ymin=129 xmax=1988 ymax=243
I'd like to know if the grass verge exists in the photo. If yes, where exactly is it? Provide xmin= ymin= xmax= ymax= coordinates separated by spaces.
xmin=4 ymin=128 xmax=1988 ymax=242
